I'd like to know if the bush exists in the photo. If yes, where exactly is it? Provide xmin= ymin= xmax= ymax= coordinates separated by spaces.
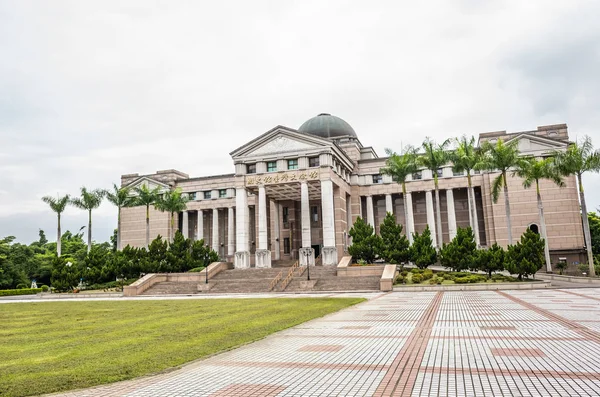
xmin=555 ymin=261 xmax=567 ymax=275
xmin=401 ymin=270 xmax=408 ymax=277
xmin=348 ymin=217 xmax=383 ymax=264
xmin=454 ymin=275 xmax=486 ymax=284
xmin=422 ymin=269 xmax=434 ymax=280
xmin=0 ymin=288 xmax=42 ymax=296
xmin=411 ymin=268 xmax=423 ymax=274
xmin=411 ymin=274 xmax=423 ymax=283
xmin=506 ymin=229 xmax=545 ymax=280
xmin=409 ymin=226 xmax=437 ymax=269
xmin=395 ymin=275 xmax=405 ymax=284
xmin=16 ymin=283 xmax=28 ymax=289
xmin=379 ymin=212 xmax=410 ymax=264
xmin=188 ymin=267 xmax=206 ymax=273
xmin=439 ymin=227 xmax=477 ymax=271
xmin=476 ymin=243 xmax=506 ymax=277
xmin=41 ymin=285 xmax=49 ymax=292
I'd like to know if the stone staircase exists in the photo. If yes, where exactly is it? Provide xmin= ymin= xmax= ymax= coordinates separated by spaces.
xmin=209 ymin=268 xmax=285 ymax=294
xmin=284 ymin=266 xmax=381 ymax=292
xmin=141 ymin=281 xmax=199 ymax=295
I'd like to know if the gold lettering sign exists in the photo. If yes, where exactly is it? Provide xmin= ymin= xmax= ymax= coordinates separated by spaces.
xmin=246 ymin=171 xmax=319 ymax=186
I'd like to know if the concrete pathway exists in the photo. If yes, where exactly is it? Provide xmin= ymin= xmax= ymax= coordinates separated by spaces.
xmin=39 ymin=288 xmax=600 ymax=397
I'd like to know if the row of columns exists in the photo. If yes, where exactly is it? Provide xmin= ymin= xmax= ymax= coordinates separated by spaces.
xmin=181 ymin=208 xmax=235 ymax=256
xmin=365 ymin=189 xmax=471 ymax=247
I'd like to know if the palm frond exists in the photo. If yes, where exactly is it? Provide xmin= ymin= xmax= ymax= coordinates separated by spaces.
xmin=491 ymin=174 xmax=503 ymax=203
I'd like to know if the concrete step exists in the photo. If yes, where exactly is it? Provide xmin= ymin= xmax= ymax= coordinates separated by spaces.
xmin=141 ymin=281 xmax=199 ymax=295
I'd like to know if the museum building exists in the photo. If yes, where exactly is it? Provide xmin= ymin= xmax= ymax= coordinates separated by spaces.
xmin=120 ymin=113 xmax=586 ymax=269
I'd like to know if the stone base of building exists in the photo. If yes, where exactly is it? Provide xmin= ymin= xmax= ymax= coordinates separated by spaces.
xmin=255 ymin=249 xmax=272 ymax=268
xmin=322 ymin=246 xmax=338 ymax=265
xmin=299 ymin=247 xmax=315 ymax=267
xmin=234 ymin=251 xmax=251 ymax=269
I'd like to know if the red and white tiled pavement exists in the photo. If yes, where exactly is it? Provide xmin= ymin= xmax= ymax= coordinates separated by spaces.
xmin=49 ymin=288 xmax=600 ymax=397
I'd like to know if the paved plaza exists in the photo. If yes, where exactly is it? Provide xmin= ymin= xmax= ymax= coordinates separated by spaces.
xmin=46 ymin=288 xmax=600 ymax=397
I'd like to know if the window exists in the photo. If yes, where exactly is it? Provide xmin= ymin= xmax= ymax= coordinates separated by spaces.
xmin=309 ymin=157 xmax=320 ymax=167
xmin=203 ymin=191 xmax=211 ymax=199
xmin=453 ymin=170 xmax=464 ymax=177
xmin=188 ymin=192 xmax=197 ymax=200
xmin=311 ymin=206 xmax=319 ymax=223
xmin=412 ymin=171 xmax=422 ymax=180
xmin=247 ymin=164 xmax=256 ymax=174
xmin=267 ymin=161 xmax=277 ymax=172
xmin=283 ymin=237 xmax=290 ymax=254
xmin=372 ymin=174 xmax=383 ymax=184
xmin=287 ymin=159 xmax=298 ymax=170
xmin=219 ymin=189 xmax=227 ymax=198
xmin=282 ymin=207 xmax=289 ymax=224
xmin=436 ymin=168 xmax=443 ymax=178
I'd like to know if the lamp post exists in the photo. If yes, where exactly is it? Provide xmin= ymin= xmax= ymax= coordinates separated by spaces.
xmin=204 ymin=245 xmax=210 ymax=285
xmin=304 ymin=249 xmax=311 ymax=281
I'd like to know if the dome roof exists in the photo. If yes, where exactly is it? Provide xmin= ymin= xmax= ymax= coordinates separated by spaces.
xmin=298 ymin=113 xmax=357 ymax=139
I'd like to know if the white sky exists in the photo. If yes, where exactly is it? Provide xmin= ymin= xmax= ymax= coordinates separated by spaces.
xmin=1 ymin=0 xmax=600 ymax=243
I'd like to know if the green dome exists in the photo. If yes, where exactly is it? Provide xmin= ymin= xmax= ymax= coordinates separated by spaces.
xmin=298 ymin=113 xmax=357 ymax=139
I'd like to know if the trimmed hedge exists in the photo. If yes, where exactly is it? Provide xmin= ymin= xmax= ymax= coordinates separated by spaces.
xmin=0 ymin=288 xmax=43 ymax=297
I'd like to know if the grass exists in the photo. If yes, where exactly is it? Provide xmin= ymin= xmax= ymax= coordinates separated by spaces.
xmin=0 ymin=297 xmax=363 ymax=397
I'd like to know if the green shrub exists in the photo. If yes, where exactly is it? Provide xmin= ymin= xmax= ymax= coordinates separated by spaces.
xmin=555 ymin=261 xmax=567 ymax=275
xmin=395 ymin=275 xmax=405 ymax=284
xmin=380 ymin=212 xmax=410 ymax=264
xmin=439 ymin=227 xmax=477 ymax=271
xmin=422 ymin=269 xmax=434 ymax=280
xmin=409 ymin=226 xmax=437 ymax=269
xmin=476 ymin=243 xmax=506 ymax=277
xmin=442 ymin=274 xmax=454 ymax=280
xmin=411 ymin=274 xmax=423 ymax=283
xmin=506 ymin=229 xmax=545 ymax=280
xmin=428 ymin=277 xmax=438 ymax=285
xmin=188 ymin=267 xmax=206 ymax=273
xmin=16 ymin=283 xmax=28 ymax=289
xmin=411 ymin=268 xmax=423 ymax=274
xmin=401 ymin=270 xmax=408 ymax=277
xmin=41 ymin=285 xmax=49 ymax=292
xmin=454 ymin=275 xmax=486 ymax=284
xmin=0 ymin=288 xmax=42 ymax=296
xmin=348 ymin=217 xmax=383 ymax=264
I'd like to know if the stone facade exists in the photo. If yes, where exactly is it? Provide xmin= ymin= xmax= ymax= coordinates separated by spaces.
xmin=120 ymin=118 xmax=586 ymax=268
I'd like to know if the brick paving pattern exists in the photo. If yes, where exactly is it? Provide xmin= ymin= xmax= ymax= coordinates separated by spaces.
xmin=45 ymin=288 xmax=600 ymax=396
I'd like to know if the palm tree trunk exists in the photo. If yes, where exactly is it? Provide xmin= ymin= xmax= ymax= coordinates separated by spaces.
xmin=467 ymin=173 xmax=481 ymax=247
xmin=117 ymin=207 xmax=121 ymax=251
xmin=87 ymin=210 xmax=92 ymax=253
xmin=170 ymin=212 xmax=175 ymax=243
xmin=145 ymin=204 xmax=150 ymax=249
xmin=434 ymin=179 xmax=443 ymax=248
xmin=57 ymin=213 xmax=62 ymax=257
xmin=578 ymin=173 xmax=596 ymax=277
xmin=402 ymin=183 xmax=412 ymax=244
xmin=536 ymin=182 xmax=552 ymax=273
xmin=503 ymin=172 xmax=513 ymax=245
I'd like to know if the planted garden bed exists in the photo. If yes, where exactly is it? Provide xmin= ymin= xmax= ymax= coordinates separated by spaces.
xmin=394 ymin=268 xmax=524 ymax=286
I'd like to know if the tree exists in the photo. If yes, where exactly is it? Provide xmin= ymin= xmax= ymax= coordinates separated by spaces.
xmin=105 ymin=184 xmax=134 ymax=251
xmin=475 ymin=243 xmax=506 ymax=278
xmin=552 ymin=136 xmax=600 ymax=277
xmin=133 ymin=184 xmax=163 ymax=249
xmin=439 ymin=227 xmax=477 ymax=272
xmin=419 ymin=138 xmax=450 ymax=248
xmin=41 ymin=194 xmax=70 ymax=257
xmin=506 ymin=228 xmax=545 ymax=280
xmin=50 ymin=256 xmax=80 ymax=292
xmin=38 ymin=229 xmax=48 ymax=245
xmin=380 ymin=145 xmax=419 ymax=243
xmin=146 ymin=235 xmax=168 ymax=272
xmin=409 ymin=226 xmax=437 ymax=269
xmin=155 ymin=188 xmax=189 ymax=243
xmin=190 ymin=239 xmax=220 ymax=269
xmin=514 ymin=157 xmax=564 ymax=272
xmin=348 ymin=217 xmax=383 ymax=264
xmin=379 ymin=212 xmax=410 ymax=265
xmin=450 ymin=135 xmax=481 ymax=246
xmin=166 ymin=231 xmax=191 ymax=272
xmin=588 ymin=212 xmax=600 ymax=258
xmin=477 ymin=138 xmax=521 ymax=245
xmin=70 ymin=187 xmax=105 ymax=253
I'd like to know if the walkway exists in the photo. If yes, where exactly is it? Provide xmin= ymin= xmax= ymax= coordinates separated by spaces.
xmin=46 ymin=288 xmax=600 ymax=396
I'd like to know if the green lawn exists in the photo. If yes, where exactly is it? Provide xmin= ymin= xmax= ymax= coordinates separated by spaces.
xmin=0 ymin=298 xmax=363 ymax=397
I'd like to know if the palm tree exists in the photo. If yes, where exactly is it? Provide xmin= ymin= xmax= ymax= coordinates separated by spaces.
xmin=552 ymin=136 xmax=600 ymax=277
xmin=133 ymin=184 xmax=163 ymax=249
xmin=515 ymin=157 xmax=564 ymax=272
xmin=380 ymin=145 xmax=419 ymax=243
xmin=450 ymin=135 xmax=481 ymax=246
xmin=105 ymin=184 xmax=134 ymax=251
xmin=70 ymin=187 xmax=105 ymax=253
xmin=41 ymin=194 xmax=70 ymax=257
xmin=155 ymin=188 xmax=189 ymax=243
xmin=477 ymin=138 xmax=521 ymax=245
xmin=419 ymin=138 xmax=450 ymax=248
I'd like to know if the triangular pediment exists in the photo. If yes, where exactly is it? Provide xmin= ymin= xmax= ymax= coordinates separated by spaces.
xmin=246 ymin=134 xmax=322 ymax=156
xmin=124 ymin=176 xmax=170 ymax=192
xmin=506 ymin=134 xmax=566 ymax=153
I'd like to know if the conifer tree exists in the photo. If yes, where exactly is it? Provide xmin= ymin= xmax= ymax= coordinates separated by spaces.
xmin=409 ymin=226 xmax=437 ymax=269
xmin=439 ymin=227 xmax=477 ymax=271
xmin=379 ymin=212 xmax=410 ymax=265
xmin=475 ymin=243 xmax=505 ymax=278
xmin=166 ymin=231 xmax=191 ymax=272
xmin=348 ymin=217 xmax=383 ymax=264
xmin=506 ymin=228 xmax=545 ymax=280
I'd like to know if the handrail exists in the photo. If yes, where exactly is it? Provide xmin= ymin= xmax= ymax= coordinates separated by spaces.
xmin=280 ymin=260 xmax=299 ymax=291
xmin=269 ymin=269 xmax=284 ymax=291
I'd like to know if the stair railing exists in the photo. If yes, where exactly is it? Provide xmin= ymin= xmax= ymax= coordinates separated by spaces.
xmin=269 ymin=270 xmax=284 ymax=291
xmin=279 ymin=260 xmax=299 ymax=291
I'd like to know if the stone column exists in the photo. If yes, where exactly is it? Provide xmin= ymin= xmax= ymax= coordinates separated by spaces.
xmin=272 ymin=200 xmax=281 ymax=260
xmin=425 ymin=190 xmax=437 ymax=248
xmin=385 ymin=194 xmax=393 ymax=215
xmin=366 ymin=195 xmax=375 ymax=226
xmin=406 ymin=192 xmax=415 ymax=244
xmin=321 ymin=179 xmax=337 ymax=265
xmin=256 ymin=185 xmax=271 ymax=268
xmin=235 ymin=188 xmax=250 ymax=268
xmin=447 ymin=189 xmax=457 ymax=241
xmin=182 ymin=211 xmax=189 ymax=239
xmin=299 ymin=181 xmax=314 ymax=266
xmin=212 ymin=208 xmax=219 ymax=256
xmin=197 ymin=210 xmax=203 ymax=241
xmin=227 ymin=207 xmax=235 ymax=257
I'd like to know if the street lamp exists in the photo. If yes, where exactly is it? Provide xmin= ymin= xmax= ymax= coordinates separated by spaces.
xmin=304 ymin=249 xmax=311 ymax=281
xmin=204 ymin=245 xmax=210 ymax=284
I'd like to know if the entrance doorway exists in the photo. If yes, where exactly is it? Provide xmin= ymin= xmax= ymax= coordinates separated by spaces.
xmin=312 ymin=244 xmax=321 ymax=259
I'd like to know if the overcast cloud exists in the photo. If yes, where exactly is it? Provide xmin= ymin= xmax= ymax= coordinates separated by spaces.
xmin=1 ymin=0 xmax=600 ymax=244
